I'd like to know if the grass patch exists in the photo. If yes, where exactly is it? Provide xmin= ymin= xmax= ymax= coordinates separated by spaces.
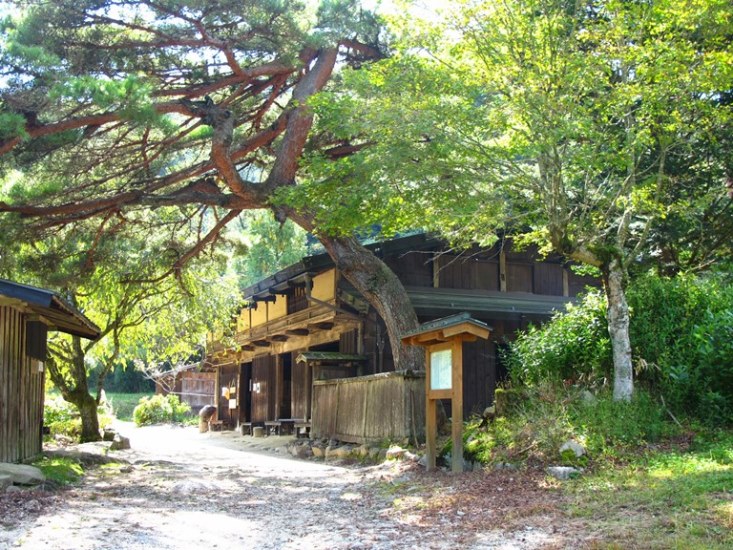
xmin=105 ymin=392 xmax=152 ymax=422
xmin=565 ymin=432 xmax=733 ymax=549
xmin=34 ymin=456 xmax=83 ymax=486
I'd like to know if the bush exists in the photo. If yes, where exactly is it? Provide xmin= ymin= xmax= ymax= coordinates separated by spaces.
xmin=507 ymin=290 xmax=611 ymax=387
xmin=507 ymin=274 xmax=733 ymax=426
xmin=44 ymin=395 xmax=80 ymax=439
xmin=132 ymin=394 xmax=191 ymax=426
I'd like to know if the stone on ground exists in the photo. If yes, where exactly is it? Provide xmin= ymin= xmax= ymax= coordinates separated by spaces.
xmin=559 ymin=439 xmax=586 ymax=457
xmin=546 ymin=466 xmax=582 ymax=480
xmin=110 ymin=434 xmax=131 ymax=451
xmin=0 ymin=463 xmax=45 ymax=485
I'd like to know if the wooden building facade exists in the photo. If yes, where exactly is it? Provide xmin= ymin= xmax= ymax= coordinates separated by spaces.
xmin=207 ymin=234 xmax=597 ymax=438
xmin=0 ymin=279 xmax=99 ymax=463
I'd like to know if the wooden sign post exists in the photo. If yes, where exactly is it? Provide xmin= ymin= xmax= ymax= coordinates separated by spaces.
xmin=402 ymin=313 xmax=491 ymax=473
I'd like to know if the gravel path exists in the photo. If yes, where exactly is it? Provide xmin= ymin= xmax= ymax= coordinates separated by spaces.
xmin=0 ymin=423 xmax=569 ymax=549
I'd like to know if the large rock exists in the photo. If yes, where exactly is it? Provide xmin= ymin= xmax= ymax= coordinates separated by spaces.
xmin=547 ymin=466 xmax=582 ymax=480
xmin=325 ymin=445 xmax=353 ymax=460
xmin=0 ymin=463 xmax=45 ymax=485
xmin=312 ymin=446 xmax=325 ymax=459
xmin=102 ymin=429 xmax=116 ymax=442
xmin=559 ymin=440 xmax=586 ymax=458
xmin=110 ymin=434 xmax=131 ymax=451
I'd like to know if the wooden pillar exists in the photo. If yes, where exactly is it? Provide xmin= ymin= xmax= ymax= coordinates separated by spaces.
xmin=451 ymin=339 xmax=464 ymax=473
xmin=425 ymin=348 xmax=437 ymax=471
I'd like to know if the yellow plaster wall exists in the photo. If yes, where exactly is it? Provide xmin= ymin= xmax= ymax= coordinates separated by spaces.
xmin=236 ymin=308 xmax=250 ymax=332
xmin=312 ymin=269 xmax=336 ymax=301
xmin=269 ymin=294 xmax=287 ymax=320
xmin=250 ymin=302 xmax=269 ymax=327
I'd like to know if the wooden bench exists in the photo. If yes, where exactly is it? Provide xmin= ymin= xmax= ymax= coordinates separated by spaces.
xmin=208 ymin=420 xmax=224 ymax=432
xmin=240 ymin=422 xmax=252 ymax=435
xmin=264 ymin=421 xmax=281 ymax=436
xmin=293 ymin=420 xmax=311 ymax=438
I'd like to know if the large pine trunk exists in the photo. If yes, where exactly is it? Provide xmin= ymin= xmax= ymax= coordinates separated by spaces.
xmin=604 ymin=258 xmax=634 ymax=401
xmin=316 ymin=234 xmax=424 ymax=371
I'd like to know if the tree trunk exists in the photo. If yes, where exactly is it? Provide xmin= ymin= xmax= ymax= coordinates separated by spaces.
xmin=73 ymin=390 xmax=102 ymax=443
xmin=47 ymin=338 xmax=103 ymax=442
xmin=317 ymin=234 xmax=425 ymax=371
xmin=603 ymin=258 xmax=634 ymax=401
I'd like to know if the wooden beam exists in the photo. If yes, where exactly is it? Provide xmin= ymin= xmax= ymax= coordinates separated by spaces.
xmin=270 ymin=334 xmax=289 ymax=342
xmin=309 ymin=321 xmax=334 ymax=331
xmin=252 ymin=340 xmax=270 ymax=348
xmin=286 ymin=328 xmax=309 ymax=336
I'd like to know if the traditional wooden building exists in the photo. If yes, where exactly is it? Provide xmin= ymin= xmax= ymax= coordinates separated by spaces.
xmin=152 ymin=361 xmax=216 ymax=413
xmin=207 ymin=234 xmax=597 ymax=442
xmin=0 ymin=279 xmax=100 ymax=463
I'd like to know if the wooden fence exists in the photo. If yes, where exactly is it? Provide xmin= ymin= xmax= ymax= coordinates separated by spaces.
xmin=312 ymin=370 xmax=425 ymax=444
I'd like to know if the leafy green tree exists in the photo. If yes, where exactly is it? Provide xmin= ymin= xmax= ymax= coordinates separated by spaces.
xmin=296 ymin=0 xmax=733 ymax=400
xmin=0 ymin=214 xmax=239 ymax=441
xmin=0 ymin=0 xmax=424 ymax=372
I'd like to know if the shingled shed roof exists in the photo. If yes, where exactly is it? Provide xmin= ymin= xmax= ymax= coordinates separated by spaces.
xmin=0 ymin=279 xmax=100 ymax=339
xmin=402 ymin=312 xmax=491 ymax=346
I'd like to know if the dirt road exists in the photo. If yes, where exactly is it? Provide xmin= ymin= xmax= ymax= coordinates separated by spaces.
xmin=0 ymin=423 xmax=568 ymax=549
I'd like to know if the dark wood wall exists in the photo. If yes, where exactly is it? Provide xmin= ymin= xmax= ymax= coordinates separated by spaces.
xmin=0 ymin=306 xmax=45 ymax=463
xmin=461 ymin=338 xmax=497 ymax=418
xmin=252 ymin=355 xmax=276 ymax=422
xmin=217 ymin=364 xmax=240 ymax=427
xmin=292 ymin=351 xmax=311 ymax=420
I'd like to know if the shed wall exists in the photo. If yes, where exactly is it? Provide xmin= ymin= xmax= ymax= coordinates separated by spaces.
xmin=0 ymin=306 xmax=45 ymax=463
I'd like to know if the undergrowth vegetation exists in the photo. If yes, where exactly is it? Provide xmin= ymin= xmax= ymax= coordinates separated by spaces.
xmin=33 ymin=456 xmax=84 ymax=486
xmin=461 ymin=385 xmax=676 ymax=467
xmin=44 ymin=394 xmax=112 ymax=441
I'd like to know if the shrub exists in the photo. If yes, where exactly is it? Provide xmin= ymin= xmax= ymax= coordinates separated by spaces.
xmin=132 ymin=394 xmax=191 ymax=426
xmin=508 ymin=274 xmax=733 ymax=426
xmin=44 ymin=395 xmax=80 ymax=439
xmin=507 ymin=290 xmax=610 ymax=386
xmin=627 ymin=275 xmax=733 ymax=426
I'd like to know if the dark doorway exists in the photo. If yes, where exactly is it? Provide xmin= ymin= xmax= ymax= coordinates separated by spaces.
xmin=239 ymin=362 xmax=252 ymax=423
xmin=279 ymin=353 xmax=292 ymax=419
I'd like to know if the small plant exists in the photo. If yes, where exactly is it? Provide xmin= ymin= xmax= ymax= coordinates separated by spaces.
xmin=44 ymin=395 xmax=80 ymax=439
xmin=132 ymin=394 xmax=192 ymax=426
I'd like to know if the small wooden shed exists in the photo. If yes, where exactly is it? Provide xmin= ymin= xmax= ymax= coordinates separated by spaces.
xmin=152 ymin=361 xmax=216 ymax=413
xmin=0 ymin=279 xmax=100 ymax=463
